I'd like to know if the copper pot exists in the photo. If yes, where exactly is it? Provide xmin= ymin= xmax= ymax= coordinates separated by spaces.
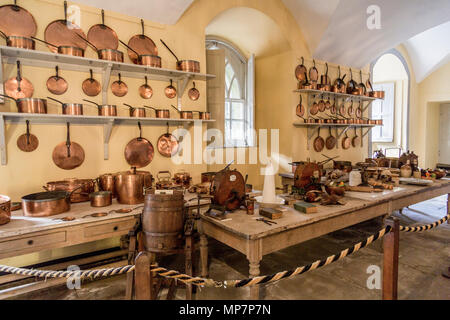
xmin=139 ymin=55 xmax=162 ymax=68
xmin=0 ymin=195 xmax=11 ymax=226
xmin=124 ymin=104 xmax=146 ymax=118
xmin=83 ymin=100 xmax=117 ymax=116
xmin=44 ymin=179 xmax=95 ymax=203
xmin=201 ymin=172 xmax=216 ymax=183
xmin=128 ymin=170 xmax=153 ymax=189
xmin=58 ymin=46 xmax=84 ymax=57
xmin=0 ymin=95 xmax=47 ymax=114
xmin=194 ymin=111 xmax=211 ymax=120
xmin=48 ymin=97 xmax=83 ymax=116
xmin=5 ymin=36 xmax=35 ymax=50
xmin=370 ymin=91 xmax=385 ymax=99
xmin=115 ymin=171 xmax=145 ymax=205
xmin=97 ymin=49 xmax=124 ymax=63
xmin=98 ymin=174 xmax=116 ymax=198
xmin=180 ymin=111 xmax=193 ymax=119
xmin=177 ymin=60 xmax=200 ymax=73
xmin=22 ymin=191 xmax=72 ymax=217
xmin=173 ymin=171 xmax=191 ymax=187
xmin=89 ymin=191 xmax=112 ymax=207
xmin=146 ymin=106 xmax=170 ymax=118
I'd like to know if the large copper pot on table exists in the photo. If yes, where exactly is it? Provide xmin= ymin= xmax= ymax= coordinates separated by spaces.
xmin=22 ymin=191 xmax=72 ymax=217
xmin=115 ymin=171 xmax=145 ymax=205
xmin=98 ymin=173 xmax=116 ymax=198
xmin=44 ymin=179 xmax=95 ymax=203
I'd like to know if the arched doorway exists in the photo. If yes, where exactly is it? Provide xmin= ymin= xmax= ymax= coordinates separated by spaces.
xmin=370 ymin=50 xmax=410 ymax=157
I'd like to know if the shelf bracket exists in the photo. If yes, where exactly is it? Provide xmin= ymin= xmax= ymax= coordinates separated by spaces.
xmin=102 ymin=63 xmax=113 ymax=105
xmin=362 ymin=127 xmax=373 ymax=139
xmin=0 ymin=115 xmax=6 ymax=165
xmin=103 ymin=119 xmax=114 ymax=160
xmin=177 ymin=75 xmax=193 ymax=109
xmin=336 ymin=126 xmax=350 ymax=139
xmin=362 ymin=100 xmax=374 ymax=113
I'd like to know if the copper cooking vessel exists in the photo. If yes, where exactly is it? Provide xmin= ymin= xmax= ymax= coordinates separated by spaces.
xmin=32 ymin=37 xmax=84 ymax=57
xmin=173 ymin=171 xmax=191 ymax=187
xmin=1 ymin=32 xmax=35 ymax=50
xmin=171 ymin=105 xmax=193 ymax=119
xmin=89 ymin=191 xmax=112 ymax=207
xmin=47 ymin=97 xmax=83 ymax=116
xmin=124 ymin=103 xmax=146 ymax=118
xmin=194 ymin=111 xmax=211 ymax=120
xmin=97 ymin=48 xmax=124 ymax=62
xmin=0 ymin=195 xmax=11 ymax=226
xmin=128 ymin=169 xmax=153 ymax=189
xmin=119 ymin=39 xmax=161 ymax=67
xmin=160 ymin=39 xmax=200 ymax=73
xmin=83 ymin=99 xmax=117 ymax=116
xmin=98 ymin=173 xmax=116 ymax=198
xmin=145 ymin=106 xmax=170 ymax=119
xmin=22 ymin=191 xmax=71 ymax=217
xmin=369 ymin=91 xmax=385 ymax=99
xmin=201 ymin=172 xmax=216 ymax=183
xmin=115 ymin=170 xmax=145 ymax=205
xmin=0 ymin=94 xmax=47 ymax=114
xmin=44 ymin=178 xmax=95 ymax=203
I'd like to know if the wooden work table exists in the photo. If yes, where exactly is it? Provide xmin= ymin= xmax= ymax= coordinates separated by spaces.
xmin=198 ymin=178 xmax=450 ymax=299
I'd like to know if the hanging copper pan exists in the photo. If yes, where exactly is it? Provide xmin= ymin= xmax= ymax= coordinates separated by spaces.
xmin=295 ymin=57 xmax=307 ymax=83
xmin=358 ymin=70 xmax=367 ymax=96
xmin=111 ymin=73 xmax=128 ymax=97
xmin=87 ymin=9 xmax=118 ymax=51
xmin=356 ymin=101 xmax=363 ymax=118
xmin=0 ymin=30 xmax=35 ymax=50
xmin=124 ymin=122 xmax=154 ymax=168
xmin=17 ymin=120 xmax=38 ymax=152
xmin=318 ymin=96 xmax=326 ymax=112
xmin=46 ymin=66 xmax=68 ymax=95
xmin=82 ymin=69 xmax=101 ymax=97
xmin=348 ymin=100 xmax=354 ymax=117
xmin=0 ymin=1 xmax=37 ymax=38
xmin=342 ymin=131 xmax=351 ymax=150
xmin=347 ymin=68 xmax=358 ymax=94
xmin=165 ymin=79 xmax=177 ymax=99
xmin=325 ymin=127 xmax=336 ymax=150
xmin=157 ymin=122 xmax=179 ymax=158
xmin=128 ymin=19 xmax=158 ymax=64
xmin=352 ymin=127 xmax=360 ymax=148
xmin=188 ymin=82 xmax=200 ymax=101
xmin=313 ymin=128 xmax=325 ymax=153
xmin=310 ymin=98 xmax=319 ymax=115
xmin=309 ymin=59 xmax=319 ymax=84
xmin=339 ymin=102 xmax=346 ymax=116
xmin=4 ymin=60 xmax=33 ymax=99
xmin=44 ymin=1 xmax=87 ymax=55
xmin=320 ymin=62 xmax=331 ymax=85
xmin=139 ymin=76 xmax=153 ymax=99
xmin=296 ymin=95 xmax=305 ymax=118
xmin=52 ymin=122 xmax=85 ymax=170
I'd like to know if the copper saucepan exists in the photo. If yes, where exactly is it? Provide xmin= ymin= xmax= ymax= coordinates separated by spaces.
xmin=124 ymin=103 xmax=146 ymax=118
xmin=0 ymin=94 xmax=47 ymax=114
xmin=77 ymin=34 xmax=123 ymax=62
xmin=171 ymin=105 xmax=193 ymax=119
xmin=0 ymin=30 xmax=35 ymax=50
xmin=44 ymin=178 xmax=96 ymax=203
xmin=89 ymin=191 xmax=112 ymax=208
xmin=145 ymin=106 xmax=170 ymax=119
xmin=119 ymin=39 xmax=161 ymax=67
xmin=193 ymin=111 xmax=211 ymax=120
xmin=160 ymin=39 xmax=200 ymax=73
xmin=83 ymin=99 xmax=117 ymax=116
xmin=32 ymin=36 xmax=84 ymax=57
xmin=47 ymin=97 xmax=83 ymax=116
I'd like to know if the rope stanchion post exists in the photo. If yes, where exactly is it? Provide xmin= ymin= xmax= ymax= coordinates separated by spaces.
xmin=383 ymin=217 xmax=399 ymax=300
xmin=134 ymin=252 xmax=151 ymax=300
xmin=447 ymin=193 xmax=449 ymax=225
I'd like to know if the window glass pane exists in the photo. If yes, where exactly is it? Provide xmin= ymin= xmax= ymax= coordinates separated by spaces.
xmin=225 ymin=102 xmax=231 ymax=119
xmin=230 ymin=78 xmax=241 ymax=99
xmin=225 ymin=63 xmax=234 ymax=94
xmin=231 ymin=121 xmax=245 ymax=140
xmin=232 ymin=102 xmax=245 ymax=120
xmin=372 ymin=82 xmax=395 ymax=142
xmin=225 ymin=120 xmax=231 ymax=142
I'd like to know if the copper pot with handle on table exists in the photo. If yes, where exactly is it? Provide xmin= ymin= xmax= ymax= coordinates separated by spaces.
xmin=44 ymin=178 xmax=96 ymax=203
xmin=115 ymin=169 xmax=145 ymax=205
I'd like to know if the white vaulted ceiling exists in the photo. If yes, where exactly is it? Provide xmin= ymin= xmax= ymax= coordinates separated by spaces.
xmin=71 ymin=0 xmax=194 ymax=25
xmin=72 ymin=0 xmax=450 ymax=82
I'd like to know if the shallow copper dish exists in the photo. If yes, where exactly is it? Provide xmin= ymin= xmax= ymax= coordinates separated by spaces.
xmin=128 ymin=19 xmax=158 ymax=64
xmin=124 ymin=122 xmax=154 ymax=168
xmin=157 ymin=132 xmax=179 ymax=158
xmin=0 ymin=3 xmax=37 ymax=38
xmin=87 ymin=9 xmax=118 ymax=50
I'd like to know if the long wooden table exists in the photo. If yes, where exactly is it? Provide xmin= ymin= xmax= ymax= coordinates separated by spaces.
xmin=198 ymin=178 xmax=450 ymax=299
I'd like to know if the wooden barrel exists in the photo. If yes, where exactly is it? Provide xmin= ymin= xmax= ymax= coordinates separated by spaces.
xmin=142 ymin=190 xmax=185 ymax=253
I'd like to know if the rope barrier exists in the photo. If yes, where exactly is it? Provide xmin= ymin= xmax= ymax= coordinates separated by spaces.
xmin=399 ymin=213 xmax=449 ymax=232
xmin=0 ymin=213 xmax=447 ymax=289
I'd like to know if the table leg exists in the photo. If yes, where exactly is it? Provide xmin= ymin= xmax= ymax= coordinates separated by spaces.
xmin=246 ymin=239 xmax=263 ymax=300
xmin=382 ymin=217 xmax=399 ymax=300
xmin=447 ymin=193 xmax=449 ymax=224
xmin=200 ymin=234 xmax=208 ymax=277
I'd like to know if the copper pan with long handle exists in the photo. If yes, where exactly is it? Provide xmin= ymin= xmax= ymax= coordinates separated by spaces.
xmin=127 ymin=19 xmax=158 ymax=64
xmin=0 ymin=94 xmax=47 ymax=114
xmin=157 ymin=122 xmax=179 ymax=158
xmin=52 ymin=122 xmax=85 ymax=170
xmin=4 ymin=60 xmax=33 ymax=99
xmin=160 ymin=39 xmax=200 ymax=73
xmin=124 ymin=122 xmax=154 ymax=168
xmin=46 ymin=66 xmax=68 ymax=95
xmin=83 ymin=99 xmax=117 ymax=116
xmin=0 ymin=0 xmax=37 ymax=39
xmin=47 ymin=97 xmax=83 ymax=116
xmin=0 ymin=29 xmax=35 ymax=50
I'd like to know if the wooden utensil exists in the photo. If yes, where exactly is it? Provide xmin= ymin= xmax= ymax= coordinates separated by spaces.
xmin=139 ymin=76 xmax=153 ymax=99
xmin=52 ymin=122 xmax=85 ymax=170
xmin=4 ymin=60 xmax=33 ymax=99
xmin=111 ymin=73 xmax=128 ymax=97
xmin=164 ymin=79 xmax=177 ymax=99
xmin=188 ymin=82 xmax=200 ymax=101
xmin=313 ymin=127 xmax=325 ymax=152
xmin=124 ymin=122 xmax=154 ymax=168
xmin=17 ymin=120 xmax=38 ymax=152
xmin=325 ymin=127 xmax=336 ymax=150
xmin=46 ymin=66 xmax=68 ymax=95
xmin=82 ymin=69 xmax=101 ymax=97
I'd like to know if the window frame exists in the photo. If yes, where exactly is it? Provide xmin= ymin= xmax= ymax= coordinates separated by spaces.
xmin=371 ymin=81 xmax=396 ymax=143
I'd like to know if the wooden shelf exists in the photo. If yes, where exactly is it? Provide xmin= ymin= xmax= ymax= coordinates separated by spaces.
xmin=0 ymin=46 xmax=215 ymax=106
xmin=294 ymin=89 xmax=379 ymax=102
xmin=0 ymin=112 xmax=215 ymax=165
xmin=293 ymin=122 xmax=376 ymax=128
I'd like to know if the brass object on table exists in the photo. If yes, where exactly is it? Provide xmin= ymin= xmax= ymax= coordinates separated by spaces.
xmin=128 ymin=170 xmax=153 ymax=189
xmin=17 ymin=120 xmax=38 ymax=152
xmin=173 ymin=171 xmax=192 ymax=188
xmin=44 ymin=2 xmax=87 ymax=55
xmin=294 ymin=161 xmax=322 ymax=190
xmin=4 ymin=61 xmax=34 ymax=99
xmin=115 ymin=170 xmax=145 ymax=205
xmin=46 ymin=66 xmax=68 ymax=95
xmin=82 ymin=70 xmax=101 ymax=97
xmin=89 ymin=191 xmax=112 ymax=207
xmin=124 ymin=122 xmax=154 ymax=168
xmin=52 ymin=123 xmax=85 ymax=170
xmin=0 ymin=195 xmax=11 ymax=226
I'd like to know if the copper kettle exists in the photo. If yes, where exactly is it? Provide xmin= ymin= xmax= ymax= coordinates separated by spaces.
xmin=115 ymin=169 xmax=145 ymax=204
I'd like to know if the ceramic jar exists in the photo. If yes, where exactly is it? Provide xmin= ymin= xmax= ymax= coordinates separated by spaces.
xmin=400 ymin=161 xmax=412 ymax=178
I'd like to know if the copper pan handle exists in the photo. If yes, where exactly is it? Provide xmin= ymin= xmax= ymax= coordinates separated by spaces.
xmin=160 ymin=39 xmax=179 ymax=62
xmin=66 ymin=122 xmax=71 ymax=158
xmin=119 ymin=39 xmax=139 ymax=56
xmin=82 ymin=99 xmax=101 ymax=108
xmin=170 ymin=104 xmax=180 ymax=113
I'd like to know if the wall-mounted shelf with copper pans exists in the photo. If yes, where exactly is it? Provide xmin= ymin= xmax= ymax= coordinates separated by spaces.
xmin=0 ymin=112 xmax=215 ymax=165
xmin=0 ymin=46 xmax=215 ymax=107
xmin=293 ymin=122 xmax=378 ymax=151
xmin=293 ymin=89 xmax=379 ymax=103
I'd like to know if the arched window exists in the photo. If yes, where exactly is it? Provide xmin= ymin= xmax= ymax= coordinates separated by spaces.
xmin=206 ymin=39 xmax=255 ymax=147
